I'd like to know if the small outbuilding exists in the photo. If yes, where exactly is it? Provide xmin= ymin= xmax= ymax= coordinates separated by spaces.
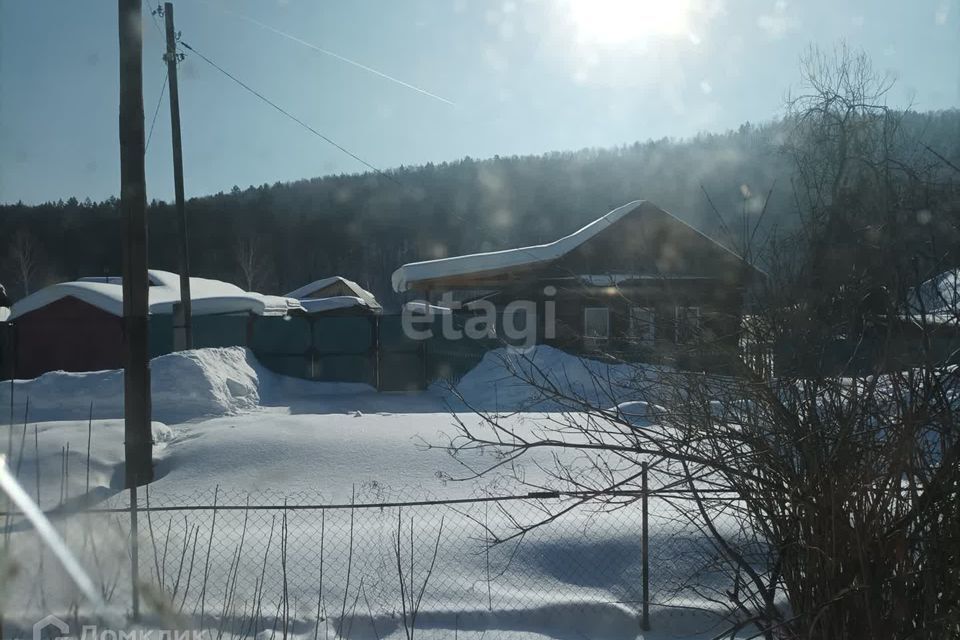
xmin=8 ymin=270 xmax=302 ymax=378
xmin=286 ymin=276 xmax=382 ymax=316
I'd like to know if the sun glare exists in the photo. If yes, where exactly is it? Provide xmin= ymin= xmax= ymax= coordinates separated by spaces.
xmin=565 ymin=0 xmax=693 ymax=45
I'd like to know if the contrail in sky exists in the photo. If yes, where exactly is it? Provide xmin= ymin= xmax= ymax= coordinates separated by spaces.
xmin=196 ymin=0 xmax=456 ymax=106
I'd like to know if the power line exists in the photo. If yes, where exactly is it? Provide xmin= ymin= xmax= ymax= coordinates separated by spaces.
xmin=179 ymin=39 xmax=399 ymax=185
xmin=145 ymin=70 xmax=168 ymax=154
xmin=145 ymin=2 xmax=167 ymax=155
xmin=195 ymin=0 xmax=455 ymax=106
xmin=147 ymin=2 xmax=164 ymax=38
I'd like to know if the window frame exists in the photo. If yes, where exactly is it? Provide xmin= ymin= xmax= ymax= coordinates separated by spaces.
xmin=583 ymin=306 xmax=610 ymax=347
xmin=674 ymin=305 xmax=701 ymax=343
xmin=628 ymin=305 xmax=656 ymax=345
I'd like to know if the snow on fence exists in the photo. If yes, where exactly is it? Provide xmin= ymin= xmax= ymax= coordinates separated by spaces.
xmin=1 ymin=479 xmax=757 ymax=639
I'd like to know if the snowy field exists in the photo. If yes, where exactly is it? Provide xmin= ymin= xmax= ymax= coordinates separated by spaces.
xmin=0 ymin=347 xmax=749 ymax=639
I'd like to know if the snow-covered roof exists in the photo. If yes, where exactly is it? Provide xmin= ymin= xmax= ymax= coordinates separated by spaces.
xmin=298 ymin=296 xmax=371 ymax=314
xmin=909 ymin=268 xmax=959 ymax=312
xmin=906 ymin=268 xmax=960 ymax=325
xmin=10 ymin=270 xmax=303 ymax=320
xmin=391 ymin=200 xmax=756 ymax=292
xmin=392 ymin=201 xmax=646 ymax=293
xmin=286 ymin=276 xmax=381 ymax=310
xmin=286 ymin=276 xmax=350 ymax=298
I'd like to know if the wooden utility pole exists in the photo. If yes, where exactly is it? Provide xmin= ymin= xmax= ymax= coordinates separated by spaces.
xmin=163 ymin=1 xmax=193 ymax=349
xmin=118 ymin=0 xmax=154 ymax=489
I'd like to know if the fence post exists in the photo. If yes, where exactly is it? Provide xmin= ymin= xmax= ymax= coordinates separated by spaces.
xmin=172 ymin=303 xmax=186 ymax=351
xmin=641 ymin=460 xmax=650 ymax=631
xmin=372 ymin=315 xmax=381 ymax=391
xmin=308 ymin=316 xmax=318 ymax=380
xmin=6 ymin=321 xmax=15 ymax=459
xmin=419 ymin=338 xmax=428 ymax=390
xmin=130 ymin=485 xmax=141 ymax=621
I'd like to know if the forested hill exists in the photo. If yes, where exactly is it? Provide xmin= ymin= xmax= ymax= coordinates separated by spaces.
xmin=2 ymin=110 xmax=958 ymax=308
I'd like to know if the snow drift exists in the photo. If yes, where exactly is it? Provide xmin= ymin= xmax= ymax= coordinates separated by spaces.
xmin=440 ymin=345 xmax=665 ymax=411
xmin=3 ymin=347 xmax=261 ymax=422
xmin=4 ymin=343 xmax=668 ymax=422
xmin=2 ymin=346 xmax=379 ymax=423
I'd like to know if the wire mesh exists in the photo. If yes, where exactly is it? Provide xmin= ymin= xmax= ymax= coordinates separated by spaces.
xmin=2 ymin=481 xmax=758 ymax=639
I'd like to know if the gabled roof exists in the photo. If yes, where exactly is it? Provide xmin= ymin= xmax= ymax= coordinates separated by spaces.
xmin=391 ymin=200 xmax=761 ymax=292
xmin=11 ymin=270 xmax=302 ymax=320
xmin=286 ymin=276 xmax=381 ymax=311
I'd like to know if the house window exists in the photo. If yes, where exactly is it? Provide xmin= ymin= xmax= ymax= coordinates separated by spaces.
xmin=629 ymin=306 xmax=655 ymax=345
xmin=675 ymin=306 xmax=701 ymax=343
xmin=583 ymin=307 xmax=610 ymax=347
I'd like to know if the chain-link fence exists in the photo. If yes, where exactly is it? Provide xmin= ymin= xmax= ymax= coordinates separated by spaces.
xmin=3 ymin=475 xmax=760 ymax=639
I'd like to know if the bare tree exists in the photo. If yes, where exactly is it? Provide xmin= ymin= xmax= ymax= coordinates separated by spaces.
xmin=233 ymin=232 xmax=275 ymax=293
xmin=8 ymin=228 xmax=40 ymax=297
xmin=440 ymin=45 xmax=960 ymax=639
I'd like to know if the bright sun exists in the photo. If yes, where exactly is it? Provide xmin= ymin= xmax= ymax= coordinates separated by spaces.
xmin=566 ymin=0 xmax=693 ymax=45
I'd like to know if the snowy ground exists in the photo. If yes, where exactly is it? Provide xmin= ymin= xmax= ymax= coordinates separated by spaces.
xmin=0 ymin=347 xmax=747 ymax=639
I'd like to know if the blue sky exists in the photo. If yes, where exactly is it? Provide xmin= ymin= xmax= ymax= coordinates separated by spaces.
xmin=1 ymin=0 xmax=957 ymax=204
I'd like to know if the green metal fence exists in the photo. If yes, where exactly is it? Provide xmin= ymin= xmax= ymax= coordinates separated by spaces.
xmin=3 ymin=312 xmax=497 ymax=389
xmin=245 ymin=315 xmax=377 ymax=385
xmin=1 ymin=311 xmax=529 ymax=389
xmin=377 ymin=315 xmax=498 ymax=391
